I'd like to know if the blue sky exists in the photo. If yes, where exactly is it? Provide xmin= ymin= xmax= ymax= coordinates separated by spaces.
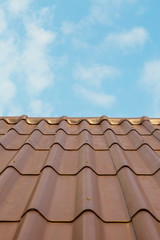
xmin=0 ymin=0 xmax=160 ymax=117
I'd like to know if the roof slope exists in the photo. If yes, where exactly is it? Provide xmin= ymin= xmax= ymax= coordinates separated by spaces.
xmin=0 ymin=115 xmax=160 ymax=240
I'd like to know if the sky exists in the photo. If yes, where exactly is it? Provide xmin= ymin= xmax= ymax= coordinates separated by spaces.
xmin=0 ymin=0 xmax=160 ymax=117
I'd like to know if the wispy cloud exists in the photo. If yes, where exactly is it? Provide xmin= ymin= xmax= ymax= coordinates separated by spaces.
xmin=28 ymin=99 xmax=53 ymax=117
xmin=61 ymin=21 xmax=75 ymax=35
xmin=0 ymin=9 xmax=7 ymax=33
xmin=61 ymin=0 xmax=137 ymax=35
xmin=104 ymin=27 xmax=148 ymax=51
xmin=0 ymin=25 xmax=18 ymax=114
xmin=74 ymin=85 xmax=116 ymax=108
xmin=0 ymin=1 xmax=56 ymax=116
xmin=140 ymin=60 xmax=160 ymax=116
xmin=74 ymin=64 xmax=120 ymax=88
xmin=7 ymin=0 xmax=33 ymax=14
xmin=22 ymin=22 xmax=56 ymax=95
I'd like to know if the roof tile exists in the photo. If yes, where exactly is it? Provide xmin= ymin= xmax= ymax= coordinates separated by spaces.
xmin=110 ymin=144 xmax=160 ymax=174
xmin=0 ymin=115 xmax=160 ymax=239
xmin=46 ymin=145 xmax=115 ymax=175
xmin=0 ymin=130 xmax=28 ymax=149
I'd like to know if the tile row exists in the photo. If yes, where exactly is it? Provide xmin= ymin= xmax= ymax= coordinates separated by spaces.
xmin=1 ymin=119 xmax=160 ymax=136
xmin=1 ymin=211 xmax=160 ymax=240
xmin=1 ymin=115 xmax=160 ymax=125
xmin=0 ymin=144 xmax=160 ymax=175
xmin=0 ymin=128 xmax=160 ymax=150
xmin=0 ymin=167 xmax=160 ymax=222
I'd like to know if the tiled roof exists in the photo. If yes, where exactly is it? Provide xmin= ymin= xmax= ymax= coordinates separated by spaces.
xmin=0 ymin=115 xmax=160 ymax=240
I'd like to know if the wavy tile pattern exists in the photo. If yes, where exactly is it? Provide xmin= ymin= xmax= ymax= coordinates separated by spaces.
xmin=0 ymin=115 xmax=160 ymax=239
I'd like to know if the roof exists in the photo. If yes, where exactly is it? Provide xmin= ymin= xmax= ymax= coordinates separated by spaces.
xmin=0 ymin=115 xmax=160 ymax=240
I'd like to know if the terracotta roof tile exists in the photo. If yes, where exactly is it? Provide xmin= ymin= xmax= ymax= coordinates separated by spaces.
xmin=0 ymin=130 xmax=28 ymax=149
xmin=0 ymin=115 xmax=160 ymax=239
xmin=0 ymin=120 xmax=14 ymax=134
xmin=45 ymin=145 xmax=115 ymax=175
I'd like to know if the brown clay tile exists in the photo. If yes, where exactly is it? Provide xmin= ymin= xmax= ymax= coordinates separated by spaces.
xmin=142 ymin=120 xmax=157 ymax=133
xmin=0 ymin=130 xmax=29 ymax=149
xmin=8 ymin=145 xmax=48 ymax=174
xmin=142 ymin=135 xmax=160 ymax=150
xmin=1 ymin=211 xmax=136 ymax=240
xmin=35 ymin=120 xmax=57 ymax=134
xmin=45 ymin=144 xmax=116 ymax=175
xmin=156 ymin=151 xmax=160 ymax=157
xmin=0 ymin=120 xmax=13 ymax=134
xmin=0 ymin=168 xmax=37 ymax=221
xmin=59 ymin=120 xmax=103 ymax=135
xmin=153 ymin=130 xmax=160 ymax=141
xmin=155 ymin=125 xmax=160 ymax=130
xmin=104 ymin=129 xmax=145 ymax=149
xmin=110 ymin=144 xmax=160 ymax=174
xmin=26 ymin=168 xmax=130 ymax=222
xmin=53 ymin=130 xmax=107 ymax=150
xmin=0 ymin=222 xmax=18 ymax=240
xmin=118 ymin=167 xmax=160 ymax=220
xmin=133 ymin=211 xmax=160 ymax=240
xmin=104 ymin=120 xmax=133 ymax=134
xmin=11 ymin=120 xmax=36 ymax=134
xmin=0 ymin=146 xmax=17 ymax=173
xmin=102 ymin=120 xmax=150 ymax=135
xmin=131 ymin=124 xmax=151 ymax=135
xmin=1 ymin=211 xmax=160 ymax=240
xmin=26 ymin=130 xmax=54 ymax=149
xmin=35 ymin=119 xmax=103 ymax=135
xmin=100 ymin=120 xmax=111 ymax=132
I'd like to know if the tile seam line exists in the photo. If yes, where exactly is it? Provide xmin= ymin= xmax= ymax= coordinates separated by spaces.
xmin=49 ymin=142 xmax=108 ymax=151
xmin=152 ymin=128 xmax=160 ymax=135
xmin=0 ymin=142 xmax=108 ymax=151
xmin=103 ymin=128 xmax=151 ymax=136
xmin=2 ymin=209 xmax=158 ymax=224
xmin=0 ymin=142 xmax=49 ymax=151
xmin=20 ymin=208 xmax=131 ymax=223
xmin=1 ymin=165 xmax=160 ymax=177
xmin=6 ymin=128 xmax=104 ymax=136
xmin=109 ymin=142 xmax=158 ymax=151
xmin=0 ymin=142 xmax=158 ymax=151
xmin=0 ymin=128 xmax=153 ymax=136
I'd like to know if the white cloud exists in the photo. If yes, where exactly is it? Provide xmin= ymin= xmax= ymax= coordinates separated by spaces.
xmin=7 ymin=0 xmax=33 ymax=14
xmin=0 ymin=37 xmax=18 ymax=109
xmin=61 ymin=0 xmax=137 ymax=35
xmin=29 ymin=100 xmax=53 ymax=116
xmin=22 ymin=22 xmax=56 ymax=95
xmin=25 ymin=23 xmax=55 ymax=44
xmin=0 ymin=2 xmax=57 ymax=116
xmin=140 ymin=60 xmax=160 ymax=116
xmin=0 ymin=81 xmax=16 ymax=103
xmin=84 ymin=0 xmax=137 ymax=26
xmin=8 ymin=104 xmax=23 ymax=116
xmin=141 ymin=60 xmax=160 ymax=89
xmin=104 ymin=27 xmax=148 ymax=50
xmin=74 ymin=64 xmax=120 ymax=88
xmin=0 ymin=9 xmax=7 ymax=34
xmin=74 ymin=85 xmax=116 ymax=108
xmin=61 ymin=21 xmax=75 ymax=35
